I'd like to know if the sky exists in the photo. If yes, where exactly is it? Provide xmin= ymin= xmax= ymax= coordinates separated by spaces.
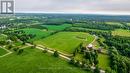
xmin=15 ymin=0 xmax=130 ymax=15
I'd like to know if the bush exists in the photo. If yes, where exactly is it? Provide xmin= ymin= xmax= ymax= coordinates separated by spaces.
xmin=53 ymin=51 xmax=59 ymax=57
xmin=69 ymin=58 xmax=76 ymax=64
xmin=17 ymin=49 xmax=24 ymax=55
xmin=13 ymin=47 xmax=19 ymax=52
xmin=43 ymin=49 xmax=47 ymax=53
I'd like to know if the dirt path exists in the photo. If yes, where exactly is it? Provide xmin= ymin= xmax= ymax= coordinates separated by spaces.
xmin=0 ymin=46 xmax=12 ymax=58
xmin=26 ymin=43 xmax=71 ymax=60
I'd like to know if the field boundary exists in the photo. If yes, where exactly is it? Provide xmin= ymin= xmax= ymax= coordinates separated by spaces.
xmin=0 ymin=46 xmax=12 ymax=58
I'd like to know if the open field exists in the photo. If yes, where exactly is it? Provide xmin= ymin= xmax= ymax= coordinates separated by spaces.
xmin=0 ymin=47 xmax=90 ymax=73
xmin=35 ymin=32 xmax=94 ymax=54
xmin=98 ymin=54 xmax=110 ymax=70
xmin=42 ymin=24 xmax=72 ymax=31
xmin=0 ymin=48 xmax=8 ymax=56
xmin=112 ymin=29 xmax=130 ymax=37
xmin=127 ymin=23 xmax=130 ymax=26
xmin=21 ymin=28 xmax=52 ymax=41
xmin=105 ymin=22 xmax=123 ymax=26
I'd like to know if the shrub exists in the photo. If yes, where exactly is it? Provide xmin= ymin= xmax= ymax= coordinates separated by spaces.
xmin=53 ymin=51 xmax=59 ymax=57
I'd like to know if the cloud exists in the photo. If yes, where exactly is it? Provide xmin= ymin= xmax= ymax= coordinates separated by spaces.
xmin=15 ymin=0 xmax=130 ymax=14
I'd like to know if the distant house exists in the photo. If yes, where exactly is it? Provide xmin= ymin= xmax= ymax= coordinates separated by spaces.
xmin=87 ymin=44 xmax=93 ymax=49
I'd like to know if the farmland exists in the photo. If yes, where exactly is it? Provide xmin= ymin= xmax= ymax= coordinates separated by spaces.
xmin=42 ymin=24 xmax=72 ymax=31
xmin=0 ymin=47 xmax=89 ymax=73
xmin=0 ymin=14 xmax=130 ymax=73
xmin=21 ymin=28 xmax=52 ymax=41
xmin=105 ymin=22 xmax=123 ymax=26
xmin=35 ymin=32 xmax=94 ymax=54
xmin=112 ymin=29 xmax=130 ymax=37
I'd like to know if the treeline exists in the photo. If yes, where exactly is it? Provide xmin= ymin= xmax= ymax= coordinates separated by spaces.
xmin=104 ymin=36 xmax=130 ymax=57
xmin=6 ymin=30 xmax=36 ymax=43
xmin=72 ymin=22 xmax=122 ymax=30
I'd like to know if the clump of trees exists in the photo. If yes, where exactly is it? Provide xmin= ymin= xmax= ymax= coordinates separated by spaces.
xmin=105 ymin=36 xmax=130 ymax=57
xmin=109 ymin=47 xmax=130 ymax=73
xmin=84 ymin=50 xmax=99 ymax=66
xmin=69 ymin=58 xmax=92 ymax=71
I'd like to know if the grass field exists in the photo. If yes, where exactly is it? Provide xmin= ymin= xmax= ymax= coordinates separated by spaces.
xmin=0 ymin=48 xmax=7 ymax=56
xmin=42 ymin=24 xmax=72 ymax=31
xmin=105 ymin=22 xmax=123 ymax=26
xmin=0 ymin=47 xmax=90 ymax=73
xmin=112 ymin=29 xmax=130 ymax=37
xmin=98 ymin=54 xmax=110 ymax=70
xmin=35 ymin=32 xmax=94 ymax=54
xmin=21 ymin=28 xmax=52 ymax=41
xmin=127 ymin=23 xmax=130 ymax=26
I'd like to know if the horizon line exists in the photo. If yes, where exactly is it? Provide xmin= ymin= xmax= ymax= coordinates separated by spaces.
xmin=15 ymin=11 xmax=130 ymax=16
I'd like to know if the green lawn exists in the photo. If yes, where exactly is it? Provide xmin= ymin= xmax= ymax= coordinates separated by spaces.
xmin=42 ymin=24 xmax=72 ymax=31
xmin=35 ymin=32 xmax=94 ymax=54
xmin=21 ymin=28 xmax=52 ymax=41
xmin=98 ymin=54 xmax=110 ymax=70
xmin=112 ymin=29 xmax=130 ymax=37
xmin=0 ymin=47 xmax=91 ymax=73
xmin=0 ymin=48 xmax=7 ymax=56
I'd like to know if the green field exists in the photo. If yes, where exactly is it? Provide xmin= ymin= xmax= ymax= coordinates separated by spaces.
xmin=127 ymin=23 xmax=130 ymax=26
xmin=42 ymin=24 xmax=72 ymax=31
xmin=35 ymin=32 xmax=94 ymax=54
xmin=112 ymin=29 xmax=130 ymax=37
xmin=21 ymin=28 xmax=52 ymax=41
xmin=0 ymin=47 xmax=90 ymax=73
xmin=105 ymin=22 xmax=123 ymax=26
xmin=98 ymin=54 xmax=110 ymax=70
xmin=0 ymin=48 xmax=7 ymax=56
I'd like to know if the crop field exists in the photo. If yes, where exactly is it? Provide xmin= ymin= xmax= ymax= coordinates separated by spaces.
xmin=0 ymin=48 xmax=7 ymax=56
xmin=112 ymin=29 xmax=130 ymax=37
xmin=35 ymin=32 xmax=94 ymax=54
xmin=21 ymin=28 xmax=52 ymax=41
xmin=42 ymin=24 xmax=72 ymax=31
xmin=98 ymin=54 xmax=110 ymax=70
xmin=105 ymin=22 xmax=123 ymax=26
xmin=0 ymin=47 xmax=89 ymax=73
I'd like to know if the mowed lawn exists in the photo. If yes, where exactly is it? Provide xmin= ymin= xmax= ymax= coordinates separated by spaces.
xmin=0 ymin=48 xmax=90 ymax=73
xmin=21 ymin=28 xmax=51 ymax=41
xmin=98 ymin=54 xmax=110 ymax=70
xmin=0 ymin=48 xmax=7 ymax=56
xmin=35 ymin=32 xmax=94 ymax=54
xmin=112 ymin=29 xmax=130 ymax=37
xmin=42 ymin=24 xmax=72 ymax=31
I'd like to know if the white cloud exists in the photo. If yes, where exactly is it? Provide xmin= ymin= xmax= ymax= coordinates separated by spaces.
xmin=15 ymin=0 xmax=130 ymax=14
